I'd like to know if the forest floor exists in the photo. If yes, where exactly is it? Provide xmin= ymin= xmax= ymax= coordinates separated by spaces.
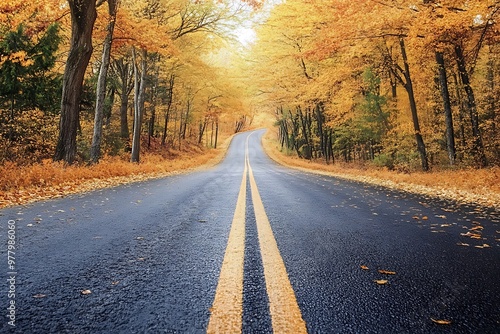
xmin=1 ymin=128 xmax=499 ymax=210
xmin=262 ymin=129 xmax=500 ymax=210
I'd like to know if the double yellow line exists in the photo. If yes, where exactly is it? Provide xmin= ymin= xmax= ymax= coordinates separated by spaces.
xmin=207 ymin=134 xmax=307 ymax=334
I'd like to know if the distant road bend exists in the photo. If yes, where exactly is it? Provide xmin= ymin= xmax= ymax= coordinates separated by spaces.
xmin=1 ymin=129 xmax=499 ymax=333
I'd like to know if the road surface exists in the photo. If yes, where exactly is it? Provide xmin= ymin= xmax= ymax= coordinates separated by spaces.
xmin=1 ymin=129 xmax=499 ymax=333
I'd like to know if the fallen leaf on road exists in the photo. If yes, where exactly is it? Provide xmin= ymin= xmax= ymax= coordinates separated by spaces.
xmin=456 ymin=242 xmax=469 ymax=246
xmin=360 ymin=265 xmax=369 ymax=270
xmin=431 ymin=318 xmax=451 ymax=325
xmin=378 ymin=270 xmax=396 ymax=275
xmin=374 ymin=279 xmax=388 ymax=285
xmin=412 ymin=216 xmax=420 ymax=220
xmin=81 ymin=290 xmax=92 ymax=295
xmin=469 ymin=226 xmax=483 ymax=231
xmin=33 ymin=294 xmax=46 ymax=298
xmin=422 ymin=216 xmax=428 ymax=220
xmin=440 ymin=224 xmax=451 ymax=227
xmin=474 ymin=244 xmax=490 ymax=249
xmin=435 ymin=215 xmax=447 ymax=219
xmin=111 ymin=281 xmax=120 ymax=285
xmin=460 ymin=232 xmax=482 ymax=239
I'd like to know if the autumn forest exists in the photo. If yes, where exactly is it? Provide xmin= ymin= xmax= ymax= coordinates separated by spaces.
xmin=1 ymin=0 xmax=500 ymax=194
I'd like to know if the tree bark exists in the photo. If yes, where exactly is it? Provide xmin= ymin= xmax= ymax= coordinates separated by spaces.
xmin=399 ymin=38 xmax=429 ymax=171
xmin=113 ymin=57 xmax=133 ymax=140
xmin=54 ymin=0 xmax=97 ymax=164
xmin=435 ymin=51 xmax=456 ymax=166
xmin=148 ymin=54 xmax=160 ymax=148
xmin=90 ymin=0 xmax=117 ymax=163
xmin=214 ymin=119 xmax=219 ymax=149
xmin=161 ymin=74 xmax=175 ymax=146
xmin=455 ymin=45 xmax=487 ymax=168
xmin=130 ymin=48 xmax=147 ymax=163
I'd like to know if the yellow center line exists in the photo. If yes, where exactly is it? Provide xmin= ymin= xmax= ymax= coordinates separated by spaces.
xmin=208 ymin=132 xmax=307 ymax=333
xmin=207 ymin=153 xmax=247 ymax=333
xmin=246 ymin=138 xmax=308 ymax=334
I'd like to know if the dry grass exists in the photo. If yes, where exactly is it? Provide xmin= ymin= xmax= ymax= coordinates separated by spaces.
xmin=0 ymin=136 xmax=232 ymax=209
xmin=262 ymin=129 xmax=500 ymax=210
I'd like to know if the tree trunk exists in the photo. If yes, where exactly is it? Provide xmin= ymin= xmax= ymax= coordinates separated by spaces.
xmin=148 ymin=54 xmax=160 ymax=149
xmin=214 ymin=119 xmax=219 ymax=149
xmin=435 ymin=51 xmax=456 ymax=166
xmin=455 ymin=45 xmax=487 ymax=168
xmin=130 ymin=48 xmax=147 ymax=163
xmin=297 ymin=106 xmax=311 ymax=159
xmin=182 ymin=100 xmax=190 ymax=140
xmin=90 ymin=0 xmax=117 ymax=164
xmin=119 ymin=71 xmax=130 ymax=139
xmin=161 ymin=74 xmax=175 ymax=146
xmin=54 ymin=0 xmax=97 ymax=164
xmin=399 ymin=37 xmax=429 ymax=171
xmin=198 ymin=118 xmax=207 ymax=144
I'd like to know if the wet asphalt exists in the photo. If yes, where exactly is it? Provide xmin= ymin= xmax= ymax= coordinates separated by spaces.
xmin=1 ymin=129 xmax=499 ymax=333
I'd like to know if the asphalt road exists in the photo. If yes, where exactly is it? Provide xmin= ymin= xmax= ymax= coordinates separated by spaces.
xmin=1 ymin=129 xmax=499 ymax=333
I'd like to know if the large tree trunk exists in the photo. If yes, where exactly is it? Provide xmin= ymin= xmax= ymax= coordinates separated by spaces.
xmin=455 ymin=45 xmax=487 ymax=168
xmin=399 ymin=38 xmax=429 ymax=171
xmin=90 ymin=0 xmax=117 ymax=163
xmin=435 ymin=51 xmax=456 ymax=166
xmin=54 ymin=0 xmax=97 ymax=164
xmin=130 ymin=48 xmax=147 ymax=163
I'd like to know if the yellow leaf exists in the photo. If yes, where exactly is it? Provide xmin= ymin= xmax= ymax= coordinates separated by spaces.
xmin=360 ymin=265 xmax=369 ymax=270
xmin=422 ymin=216 xmax=429 ymax=220
xmin=374 ymin=279 xmax=388 ymax=285
xmin=431 ymin=318 xmax=451 ymax=325
xmin=469 ymin=226 xmax=483 ymax=231
xmin=378 ymin=270 xmax=396 ymax=275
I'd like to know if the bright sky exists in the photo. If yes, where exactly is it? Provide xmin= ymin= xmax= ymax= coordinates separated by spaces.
xmin=235 ymin=26 xmax=257 ymax=46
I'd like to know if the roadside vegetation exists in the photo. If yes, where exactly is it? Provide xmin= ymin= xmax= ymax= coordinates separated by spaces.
xmin=263 ymin=129 xmax=500 ymax=209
